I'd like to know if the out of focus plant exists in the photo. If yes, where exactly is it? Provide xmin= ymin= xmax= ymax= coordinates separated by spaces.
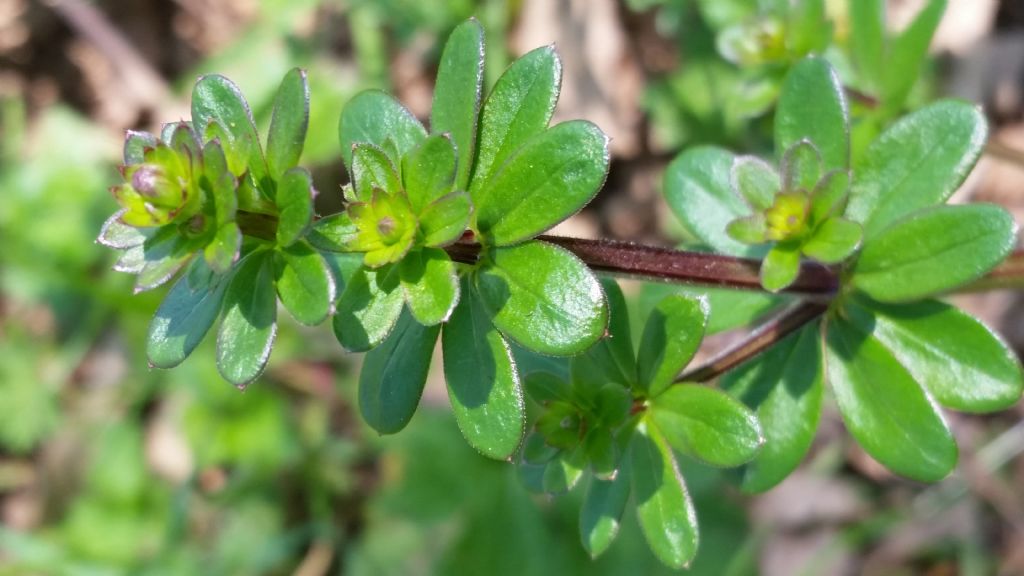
xmin=93 ymin=13 xmax=1024 ymax=573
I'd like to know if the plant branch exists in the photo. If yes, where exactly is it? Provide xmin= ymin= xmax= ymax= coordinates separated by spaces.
xmin=678 ymin=301 xmax=828 ymax=384
xmin=446 ymin=234 xmax=840 ymax=299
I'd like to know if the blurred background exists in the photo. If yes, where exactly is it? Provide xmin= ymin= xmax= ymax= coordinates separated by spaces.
xmin=2 ymin=0 xmax=1024 ymax=574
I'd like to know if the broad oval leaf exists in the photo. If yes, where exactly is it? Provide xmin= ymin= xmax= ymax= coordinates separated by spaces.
xmin=825 ymin=314 xmax=957 ymax=482
xmin=664 ymin=146 xmax=761 ymax=257
xmin=431 ymin=18 xmax=484 ymax=190
xmin=307 ymin=213 xmax=358 ymax=253
xmin=350 ymin=143 xmax=401 ymax=203
xmin=637 ymin=295 xmax=708 ymax=397
xmin=775 ymin=57 xmax=849 ymax=172
xmin=442 ymin=277 xmax=525 ymax=460
xmin=475 ymin=240 xmax=607 ymax=356
xmin=359 ymin=310 xmax=440 ymax=434
xmin=852 ymin=204 xmax=1016 ymax=302
xmin=191 ymin=74 xmax=267 ymax=184
xmin=275 ymin=167 xmax=315 ymax=247
xmin=274 ymin=243 xmax=335 ymax=326
xmin=845 ymin=100 xmax=987 ymax=239
xmin=147 ymin=259 xmax=228 ymax=369
xmin=402 ymin=134 xmax=457 ymax=212
xmin=650 ymin=384 xmax=763 ymax=468
xmin=333 ymin=264 xmax=404 ymax=352
xmin=473 ymin=121 xmax=609 ymax=246
xmin=419 ymin=191 xmax=472 ymax=247
xmin=580 ymin=462 xmax=631 ymax=559
xmin=397 ymin=247 xmax=459 ymax=326
xmin=470 ymin=45 xmax=561 ymax=194
xmin=631 ymin=422 xmax=698 ymax=570
xmin=846 ymin=298 xmax=1023 ymax=413
xmin=722 ymin=323 xmax=824 ymax=492
xmin=338 ymin=90 xmax=427 ymax=170
xmin=266 ymin=68 xmax=310 ymax=181
xmin=216 ymin=251 xmax=277 ymax=387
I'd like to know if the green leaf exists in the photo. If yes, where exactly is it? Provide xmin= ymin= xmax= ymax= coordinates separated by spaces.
xmin=845 ymin=101 xmax=988 ymax=238
xmin=402 ymin=134 xmax=457 ymax=212
xmin=333 ymin=264 xmax=404 ymax=352
xmin=650 ymin=384 xmax=763 ymax=467
xmin=726 ymin=214 xmax=768 ymax=244
xmin=350 ymin=143 xmax=401 ymax=203
xmin=882 ymin=0 xmax=946 ymax=108
xmin=307 ymin=213 xmax=358 ymax=253
xmin=631 ymin=422 xmax=698 ymax=570
xmin=542 ymin=448 xmax=587 ymax=493
xmin=809 ymin=169 xmax=850 ymax=222
xmin=431 ymin=18 xmax=484 ymax=190
xmin=398 ymin=247 xmax=459 ymax=325
xmin=146 ymin=259 xmax=227 ymax=369
xmin=781 ymin=140 xmax=822 ymax=193
xmin=760 ymin=244 xmax=800 ymax=292
xmin=191 ymin=75 xmax=267 ymax=185
xmin=265 ymin=68 xmax=309 ymax=181
xmin=803 ymin=217 xmax=861 ymax=263
xmin=274 ymin=242 xmax=335 ymax=326
xmin=275 ymin=167 xmax=314 ymax=247
xmin=775 ymin=57 xmax=849 ymax=172
xmin=849 ymin=0 xmax=885 ymax=92
xmin=664 ymin=146 xmax=761 ymax=257
xmin=731 ymin=156 xmax=778 ymax=210
xmin=97 ymin=210 xmax=151 ymax=249
xmin=216 ymin=251 xmax=277 ymax=387
xmin=124 ymin=130 xmax=157 ymax=165
xmin=475 ymin=240 xmax=607 ymax=356
xmin=572 ymin=278 xmax=637 ymax=389
xmin=825 ymin=314 xmax=957 ymax=482
xmin=852 ymin=204 xmax=1016 ymax=302
xmin=722 ymin=324 xmax=823 ymax=492
xmin=418 ymin=191 xmax=472 ymax=247
xmin=442 ymin=277 xmax=525 ymax=460
xmin=204 ymin=223 xmax=241 ymax=274
xmin=580 ymin=463 xmax=631 ymax=559
xmin=473 ymin=121 xmax=609 ymax=246
xmin=359 ymin=310 xmax=440 ymax=434
xmin=637 ymin=295 xmax=708 ymax=397
xmin=134 ymin=233 xmax=196 ymax=294
xmin=338 ymin=90 xmax=426 ymax=169
xmin=846 ymin=298 xmax=1023 ymax=413
xmin=470 ymin=45 xmax=561 ymax=194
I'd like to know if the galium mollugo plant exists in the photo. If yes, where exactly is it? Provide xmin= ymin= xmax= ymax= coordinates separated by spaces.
xmin=97 ymin=18 xmax=1024 ymax=571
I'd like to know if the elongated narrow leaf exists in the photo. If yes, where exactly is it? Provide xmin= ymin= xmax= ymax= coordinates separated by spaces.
xmin=580 ymin=462 xmax=631 ymax=558
xmin=442 ymin=277 xmax=525 ymax=460
xmin=402 ymin=134 xmax=457 ymax=212
xmin=664 ymin=146 xmax=760 ymax=257
xmin=637 ymin=295 xmax=708 ymax=396
xmin=845 ymin=101 xmax=987 ymax=238
xmin=631 ymin=422 xmax=698 ymax=570
xmin=475 ymin=240 xmax=607 ymax=356
xmin=849 ymin=0 xmax=885 ymax=92
xmin=147 ymin=259 xmax=228 ymax=368
xmin=339 ymin=90 xmax=427 ymax=169
xmin=846 ymin=299 xmax=1023 ymax=413
xmin=398 ymin=247 xmax=459 ymax=325
xmin=722 ymin=324 xmax=823 ymax=492
xmin=775 ymin=57 xmax=849 ymax=172
xmin=135 ymin=233 xmax=196 ymax=294
xmin=333 ymin=264 xmax=404 ymax=352
xmin=419 ymin=191 xmax=472 ymax=247
xmin=359 ymin=311 xmax=440 ymax=434
xmin=852 ymin=204 xmax=1016 ymax=302
xmin=883 ymin=0 xmax=946 ymax=107
xmin=274 ymin=243 xmax=335 ymax=326
xmin=216 ymin=251 xmax=277 ymax=386
xmin=431 ymin=18 xmax=484 ymax=190
xmin=276 ymin=167 xmax=315 ymax=247
xmin=473 ymin=121 xmax=609 ymax=246
xmin=191 ymin=75 xmax=267 ymax=184
xmin=572 ymin=278 xmax=637 ymax=389
xmin=97 ymin=210 xmax=150 ymax=249
xmin=825 ymin=315 xmax=957 ymax=482
xmin=470 ymin=45 xmax=561 ymax=194
xmin=650 ymin=384 xmax=762 ymax=467
xmin=266 ymin=68 xmax=309 ymax=180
